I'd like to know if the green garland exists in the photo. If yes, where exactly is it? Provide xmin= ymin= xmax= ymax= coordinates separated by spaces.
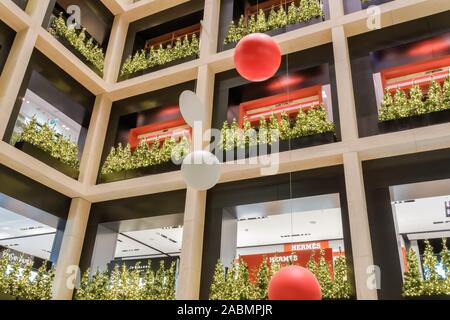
xmin=75 ymin=261 xmax=176 ymax=300
xmin=101 ymin=136 xmax=190 ymax=175
xmin=218 ymin=104 xmax=335 ymax=151
xmin=0 ymin=251 xmax=54 ymax=300
xmin=48 ymin=13 xmax=105 ymax=74
xmin=121 ymin=34 xmax=200 ymax=77
xmin=402 ymin=238 xmax=450 ymax=297
xmin=17 ymin=116 xmax=80 ymax=170
xmin=224 ymin=0 xmax=324 ymax=44
xmin=209 ymin=251 xmax=352 ymax=300
xmin=378 ymin=76 xmax=450 ymax=122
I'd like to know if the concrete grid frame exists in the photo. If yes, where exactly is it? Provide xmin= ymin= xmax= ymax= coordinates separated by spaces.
xmin=0 ymin=0 xmax=449 ymax=300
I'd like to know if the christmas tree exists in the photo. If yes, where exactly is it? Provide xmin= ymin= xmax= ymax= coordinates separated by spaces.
xmin=0 ymin=251 xmax=9 ymax=295
xmin=210 ymin=260 xmax=226 ymax=300
xmin=314 ymin=249 xmax=333 ymax=299
xmin=331 ymin=255 xmax=351 ymax=299
xmin=253 ymin=258 xmax=270 ymax=300
xmin=75 ymin=268 xmax=92 ymax=300
xmin=142 ymin=261 xmax=155 ymax=300
xmin=256 ymin=9 xmax=268 ymax=32
xmin=309 ymin=0 xmax=324 ymax=18
xmin=258 ymin=117 xmax=269 ymax=145
xmin=409 ymin=84 xmax=427 ymax=115
xmin=392 ymin=88 xmax=410 ymax=119
xmin=287 ymin=1 xmax=301 ymax=24
xmin=422 ymin=240 xmax=443 ymax=295
xmin=279 ymin=112 xmax=292 ymax=140
xmin=243 ymin=116 xmax=258 ymax=147
xmin=440 ymin=238 xmax=450 ymax=294
xmin=236 ymin=15 xmax=246 ymax=41
xmin=276 ymin=5 xmax=288 ymax=29
xmin=267 ymin=113 xmax=280 ymax=145
xmin=292 ymin=108 xmax=308 ymax=138
xmin=219 ymin=121 xmax=230 ymax=151
xmin=235 ymin=259 xmax=252 ymax=300
xmin=299 ymin=0 xmax=311 ymax=21
xmin=443 ymin=76 xmax=450 ymax=110
xmin=426 ymin=80 xmax=444 ymax=112
xmin=267 ymin=7 xmax=278 ymax=30
xmin=247 ymin=14 xmax=257 ymax=34
xmin=378 ymin=90 xmax=395 ymax=121
xmin=402 ymin=248 xmax=423 ymax=297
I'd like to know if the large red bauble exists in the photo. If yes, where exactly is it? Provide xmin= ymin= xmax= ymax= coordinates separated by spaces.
xmin=234 ymin=33 xmax=281 ymax=82
xmin=268 ymin=266 xmax=322 ymax=300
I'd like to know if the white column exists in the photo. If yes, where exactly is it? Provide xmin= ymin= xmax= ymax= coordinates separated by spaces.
xmin=52 ymin=198 xmax=91 ymax=300
xmin=343 ymin=152 xmax=378 ymax=300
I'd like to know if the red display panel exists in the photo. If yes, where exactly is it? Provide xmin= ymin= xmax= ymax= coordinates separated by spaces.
xmin=239 ymin=85 xmax=323 ymax=126
xmin=128 ymin=117 xmax=191 ymax=149
xmin=381 ymin=54 xmax=450 ymax=93
xmin=240 ymin=248 xmax=333 ymax=282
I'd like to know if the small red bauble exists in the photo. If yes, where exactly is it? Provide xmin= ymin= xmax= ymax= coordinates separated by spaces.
xmin=268 ymin=266 xmax=322 ymax=300
xmin=234 ymin=33 xmax=281 ymax=82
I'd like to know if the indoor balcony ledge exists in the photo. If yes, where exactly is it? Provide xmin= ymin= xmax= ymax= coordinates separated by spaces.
xmin=337 ymin=0 xmax=450 ymax=37
xmin=208 ymin=20 xmax=332 ymax=74
xmin=122 ymin=0 xmax=190 ymax=23
xmin=0 ymin=0 xmax=31 ymax=32
xmin=100 ymin=0 xmax=127 ymax=15
xmin=0 ymin=141 xmax=85 ymax=198
xmin=108 ymin=58 xmax=201 ymax=101
xmin=86 ymin=169 xmax=187 ymax=202
xmin=35 ymin=28 xmax=109 ymax=96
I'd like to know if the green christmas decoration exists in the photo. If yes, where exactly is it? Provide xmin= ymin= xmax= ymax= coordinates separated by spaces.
xmin=210 ymin=260 xmax=227 ymax=300
xmin=101 ymin=136 xmax=191 ymax=176
xmin=427 ymin=80 xmax=444 ymax=112
xmin=247 ymin=14 xmax=257 ymax=34
xmin=287 ymin=1 xmax=301 ymax=25
xmin=243 ymin=116 xmax=258 ymax=147
xmin=409 ymin=84 xmax=427 ymax=115
xmin=422 ymin=240 xmax=443 ymax=296
xmin=330 ymin=255 xmax=352 ymax=299
xmin=378 ymin=90 xmax=395 ymax=121
xmin=258 ymin=117 xmax=269 ymax=145
xmin=219 ymin=121 xmax=230 ymax=151
xmin=275 ymin=5 xmax=288 ymax=29
xmin=392 ymin=88 xmax=410 ymax=119
xmin=256 ymin=9 xmax=268 ymax=32
xmin=17 ymin=116 xmax=80 ymax=170
xmin=253 ymin=258 xmax=270 ymax=300
xmin=441 ymin=238 xmax=450 ymax=293
xmin=267 ymin=113 xmax=280 ymax=145
xmin=121 ymin=33 xmax=200 ymax=76
xmin=443 ymin=76 xmax=450 ymax=109
xmin=279 ymin=112 xmax=292 ymax=140
xmin=267 ymin=6 xmax=278 ymax=30
xmin=49 ymin=14 xmax=105 ymax=73
xmin=402 ymin=248 xmax=424 ymax=297
xmin=311 ymin=249 xmax=333 ymax=298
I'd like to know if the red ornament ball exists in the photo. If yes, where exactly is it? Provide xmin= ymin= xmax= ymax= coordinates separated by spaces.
xmin=268 ymin=266 xmax=322 ymax=300
xmin=234 ymin=33 xmax=281 ymax=82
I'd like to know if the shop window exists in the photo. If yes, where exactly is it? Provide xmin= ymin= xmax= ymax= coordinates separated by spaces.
xmin=99 ymin=82 xmax=194 ymax=184
xmin=201 ymin=166 xmax=355 ymax=300
xmin=217 ymin=0 xmax=330 ymax=52
xmin=43 ymin=0 xmax=114 ymax=76
xmin=389 ymin=183 xmax=450 ymax=298
xmin=4 ymin=50 xmax=95 ymax=180
xmin=78 ymin=190 xmax=186 ymax=300
xmin=212 ymin=44 xmax=340 ymax=162
xmin=343 ymin=0 xmax=394 ymax=15
xmin=0 ymin=185 xmax=68 ymax=300
xmin=0 ymin=20 xmax=16 ymax=77
xmin=119 ymin=0 xmax=204 ymax=81
xmin=349 ymin=11 xmax=450 ymax=137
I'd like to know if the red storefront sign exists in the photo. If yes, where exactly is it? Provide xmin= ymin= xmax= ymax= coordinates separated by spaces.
xmin=240 ymin=248 xmax=333 ymax=282
xmin=283 ymin=240 xmax=329 ymax=252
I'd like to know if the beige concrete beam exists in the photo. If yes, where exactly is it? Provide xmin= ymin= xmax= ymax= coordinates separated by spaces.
xmin=35 ymin=28 xmax=109 ymax=95
xmin=122 ymin=0 xmax=190 ymax=23
xmin=332 ymin=25 xmax=359 ymax=141
xmin=52 ymin=198 xmax=91 ymax=300
xmin=0 ymin=28 xmax=37 ymax=138
xmin=103 ymin=14 xmax=129 ymax=84
xmin=100 ymin=0 xmax=127 ymax=15
xmin=177 ymin=64 xmax=215 ymax=300
xmin=0 ymin=142 xmax=84 ymax=198
xmin=107 ymin=60 xmax=200 ymax=101
xmin=78 ymin=95 xmax=113 ymax=186
xmin=343 ymin=152 xmax=378 ymax=300
xmin=0 ymin=0 xmax=31 ymax=31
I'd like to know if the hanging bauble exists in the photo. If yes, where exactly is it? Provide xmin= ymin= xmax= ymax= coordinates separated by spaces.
xmin=234 ymin=33 xmax=281 ymax=82
xmin=268 ymin=266 xmax=322 ymax=300
xmin=181 ymin=150 xmax=221 ymax=191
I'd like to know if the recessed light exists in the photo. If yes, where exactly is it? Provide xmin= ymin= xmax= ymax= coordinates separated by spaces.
xmin=309 ymin=221 xmax=317 ymax=225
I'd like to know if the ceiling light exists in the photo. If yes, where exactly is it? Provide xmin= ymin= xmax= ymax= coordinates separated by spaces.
xmin=309 ymin=221 xmax=317 ymax=224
